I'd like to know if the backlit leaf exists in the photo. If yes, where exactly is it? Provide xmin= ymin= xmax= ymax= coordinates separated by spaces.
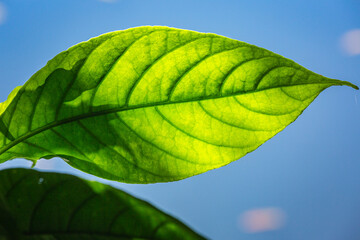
xmin=0 ymin=26 xmax=357 ymax=183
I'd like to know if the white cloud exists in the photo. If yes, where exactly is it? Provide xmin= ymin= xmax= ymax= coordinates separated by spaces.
xmin=238 ymin=207 xmax=286 ymax=233
xmin=341 ymin=29 xmax=360 ymax=56
xmin=0 ymin=2 xmax=7 ymax=25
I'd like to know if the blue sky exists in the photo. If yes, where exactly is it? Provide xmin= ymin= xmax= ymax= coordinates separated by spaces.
xmin=0 ymin=0 xmax=360 ymax=239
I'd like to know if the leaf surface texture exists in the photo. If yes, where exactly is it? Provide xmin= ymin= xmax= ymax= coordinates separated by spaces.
xmin=0 ymin=26 xmax=357 ymax=183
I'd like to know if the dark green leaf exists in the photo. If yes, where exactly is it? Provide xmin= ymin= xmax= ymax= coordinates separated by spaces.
xmin=0 ymin=26 xmax=357 ymax=183
xmin=0 ymin=168 xmax=205 ymax=240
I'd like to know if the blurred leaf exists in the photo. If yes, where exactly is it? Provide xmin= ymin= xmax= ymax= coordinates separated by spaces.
xmin=0 ymin=26 xmax=357 ymax=183
xmin=0 ymin=168 xmax=205 ymax=240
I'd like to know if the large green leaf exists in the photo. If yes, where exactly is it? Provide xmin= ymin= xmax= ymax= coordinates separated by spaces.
xmin=0 ymin=26 xmax=357 ymax=183
xmin=0 ymin=168 xmax=205 ymax=240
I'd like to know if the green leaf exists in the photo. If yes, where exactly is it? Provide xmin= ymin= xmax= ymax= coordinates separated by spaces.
xmin=0 ymin=168 xmax=205 ymax=240
xmin=0 ymin=26 xmax=357 ymax=183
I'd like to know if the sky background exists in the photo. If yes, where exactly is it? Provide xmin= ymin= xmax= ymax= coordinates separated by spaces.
xmin=0 ymin=0 xmax=360 ymax=239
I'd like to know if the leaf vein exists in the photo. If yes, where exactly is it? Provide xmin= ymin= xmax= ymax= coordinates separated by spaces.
xmin=107 ymin=206 xmax=131 ymax=232
xmin=232 ymin=96 xmax=299 ymax=116
xmin=154 ymin=106 xmax=241 ymax=148
xmin=125 ymin=35 xmax=211 ymax=106
xmin=50 ymin=128 xmax=90 ymax=161
xmin=197 ymin=102 xmax=275 ymax=132
xmin=28 ymin=84 xmax=47 ymax=131
xmin=1 ymin=89 xmax=24 ymax=147
xmin=76 ymin=120 xmax=165 ymax=178
xmin=29 ymin=179 xmax=73 ymax=231
xmin=253 ymin=65 xmax=289 ymax=90
xmin=219 ymin=56 xmax=276 ymax=94
xmin=115 ymin=113 xmax=209 ymax=165
xmin=66 ymin=193 xmax=98 ymax=231
xmin=167 ymin=45 xmax=248 ymax=100
xmin=5 ymin=173 xmax=31 ymax=198
xmin=54 ymin=38 xmax=113 ymax=120
xmin=90 ymin=31 xmax=159 ymax=110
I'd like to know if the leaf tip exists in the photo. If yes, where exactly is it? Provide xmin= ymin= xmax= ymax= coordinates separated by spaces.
xmin=342 ymin=81 xmax=359 ymax=90
xmin=330 ymin=79 xmax=359 ymax=90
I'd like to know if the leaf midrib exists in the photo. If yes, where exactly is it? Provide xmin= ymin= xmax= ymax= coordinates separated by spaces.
xmin=0 ymin=81 xmax=347 ymax=156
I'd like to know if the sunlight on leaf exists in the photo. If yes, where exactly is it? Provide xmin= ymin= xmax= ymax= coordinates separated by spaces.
xmin=0 ymin=26 xmax=357 ymax=183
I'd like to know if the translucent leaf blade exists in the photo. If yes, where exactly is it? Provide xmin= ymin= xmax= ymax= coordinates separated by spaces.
xmin=0 ymin=26 xmax=357 ymax=183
